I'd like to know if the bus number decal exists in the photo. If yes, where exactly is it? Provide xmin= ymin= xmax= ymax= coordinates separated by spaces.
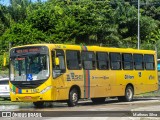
xmin=125 ymin=75 xmax=134 ymax=79
xmin=66 ymin=73 xmax=83 ymax=81
xmin=138 ymin=72 xmax=142 ymax=77
xmin=55 ymin=45 xmax=61 ymax=49
xmin=55 ymin=45 xmax=66 ymax=49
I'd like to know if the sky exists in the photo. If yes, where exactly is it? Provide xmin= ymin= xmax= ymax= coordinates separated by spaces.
xmin=0 ymin=0 xmax=47 ymax=6
xmin=0 ymin=0 xmax=11 ymax=6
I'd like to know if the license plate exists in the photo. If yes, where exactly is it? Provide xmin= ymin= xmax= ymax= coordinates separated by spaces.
xmin=24 ymin=96 xmax=32 ymax=99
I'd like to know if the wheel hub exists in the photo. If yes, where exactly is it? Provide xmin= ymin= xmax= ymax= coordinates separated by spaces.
xmin=72 ymin=93 xmax=78 ymax=102
xmin=127 ymin=88 xmax=132 ymax=100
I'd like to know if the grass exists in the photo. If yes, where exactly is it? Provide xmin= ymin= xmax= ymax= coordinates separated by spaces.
xmin=0 ymin=98 xmax=32 ymax=106
xmin=136 ymin=90 xmax=160 ymax=97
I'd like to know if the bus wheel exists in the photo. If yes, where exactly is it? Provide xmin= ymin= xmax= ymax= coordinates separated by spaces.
xmin=67 ymin=88 xmax=79 ymax=107
xmin=118 ymin=85 xmax=134 ymax=102
xmin=33 ymin=101 xmax=44 ymax=108
xmin=91 ymin=97 xmax=106 ymax=104
xmin=125 ymin=86 xmax=134 ymax=102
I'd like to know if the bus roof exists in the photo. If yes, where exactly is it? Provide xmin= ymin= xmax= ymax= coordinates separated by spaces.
xmin=10 ymin=44 xmax=155 ymax=54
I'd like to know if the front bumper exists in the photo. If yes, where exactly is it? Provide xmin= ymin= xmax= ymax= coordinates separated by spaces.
xmin=10 ymin=90 xmax=53 ymax=102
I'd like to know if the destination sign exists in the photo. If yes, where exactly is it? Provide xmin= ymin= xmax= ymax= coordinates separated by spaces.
xmin=10 ymin=46 xmax=49 ymax=57
xmin=15 ymin=48 xmax=40 ymax=54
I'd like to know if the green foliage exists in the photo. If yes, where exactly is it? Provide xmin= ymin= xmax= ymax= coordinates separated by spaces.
xmin=0 ymin=22 xmax=46 ymax=50
xmin=112 ymin=1 xmax=138 ymax=47
xmin=0 ymin=5 xmax=11 ymax=35
xmin=8 ymin=0 xmax=30 ymax=22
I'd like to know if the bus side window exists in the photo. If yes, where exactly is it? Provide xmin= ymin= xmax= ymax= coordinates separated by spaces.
xmin=96 ymin=52 xmax=109 ymax=70
xmin=110 ymin=53 xmax=121 ymax=70
xmin=144 ymin=54 xmax=155 ymax=70
xmin=56 ymin=50 xmax=65 ymax=70
xmin=133 ymin=54 xmax=144 ymax=70
xmin=82 ymin=51 xmax=96 ymax=70
xmin=122 ymin=53 xmax=133 ymax=70
xmin=52 ymin=49 xmax=66 ymax=78
xmin=66 ymin=50 xmax=81 ymax=70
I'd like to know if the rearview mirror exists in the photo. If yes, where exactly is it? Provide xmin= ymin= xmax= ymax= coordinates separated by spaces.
xmin=55 ymin=57 xmax=59 ymax=66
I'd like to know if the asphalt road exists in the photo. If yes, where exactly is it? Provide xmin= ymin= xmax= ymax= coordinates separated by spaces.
xmin=1 ymin=97 xmax=160 ymax=119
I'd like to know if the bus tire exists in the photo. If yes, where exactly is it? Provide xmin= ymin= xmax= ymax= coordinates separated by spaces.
xmin=118 ymin=85 xmax=134 ymax=102
xmin=33 ymin=101 xmax=44 ymax=108
xmin=124 ymin=85 xmax=134 ymax=102
xmin=67 ymin=88 xmax=79 ymax=107
xmin=91 ymin=97 xmax=106 ymax=104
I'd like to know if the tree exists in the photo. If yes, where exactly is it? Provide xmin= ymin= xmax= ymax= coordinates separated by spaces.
xmin=8 ymin=0 xmax=31 ymax=22
xmin=0 ymin=5 xmax=11 ymax=35
xmin=0 ymin=22 xmax=46 ymax=50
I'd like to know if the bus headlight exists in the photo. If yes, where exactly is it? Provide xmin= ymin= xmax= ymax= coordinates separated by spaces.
xmin=40 ymin=86 xmax=52 ymax=94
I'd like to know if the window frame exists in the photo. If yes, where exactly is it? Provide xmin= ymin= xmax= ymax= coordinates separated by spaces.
xmin=66 ymin=50 xmax=81 ymax=70
xmin=52 ymin=49 xmax=66 ymax=78
xmin=133 ymin=54 xmax=144 ymax=70
xmin=122 ymin=53 xmax=133 ymax=70
xmin=81 ymin=51 xmax=96 ymax=70
xmin=110 ymin=52 xmax=121 ymax=70
xmin=96 ymin=52 xmax=109 ymax=70
xmin=144 ymin=54 xmax=155 ymax=70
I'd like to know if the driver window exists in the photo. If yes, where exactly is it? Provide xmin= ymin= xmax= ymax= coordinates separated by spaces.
xmin=52 ymin=49 xmax=66 ymax=78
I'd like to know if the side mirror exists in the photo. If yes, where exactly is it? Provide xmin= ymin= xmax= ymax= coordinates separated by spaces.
xmin=55 ymin=57 xmax=60 ymax=66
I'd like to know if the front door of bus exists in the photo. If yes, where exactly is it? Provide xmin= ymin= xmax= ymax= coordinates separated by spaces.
xmin=52 ymin=49 xmax=66 ymax=100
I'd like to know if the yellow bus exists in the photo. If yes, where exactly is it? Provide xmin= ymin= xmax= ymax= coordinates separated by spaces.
xmin=9 ymin=44 xmax=158 ymax=107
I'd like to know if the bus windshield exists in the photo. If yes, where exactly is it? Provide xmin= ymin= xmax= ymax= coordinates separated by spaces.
xmin=10 ymin=47 xmax=49 ymax=81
